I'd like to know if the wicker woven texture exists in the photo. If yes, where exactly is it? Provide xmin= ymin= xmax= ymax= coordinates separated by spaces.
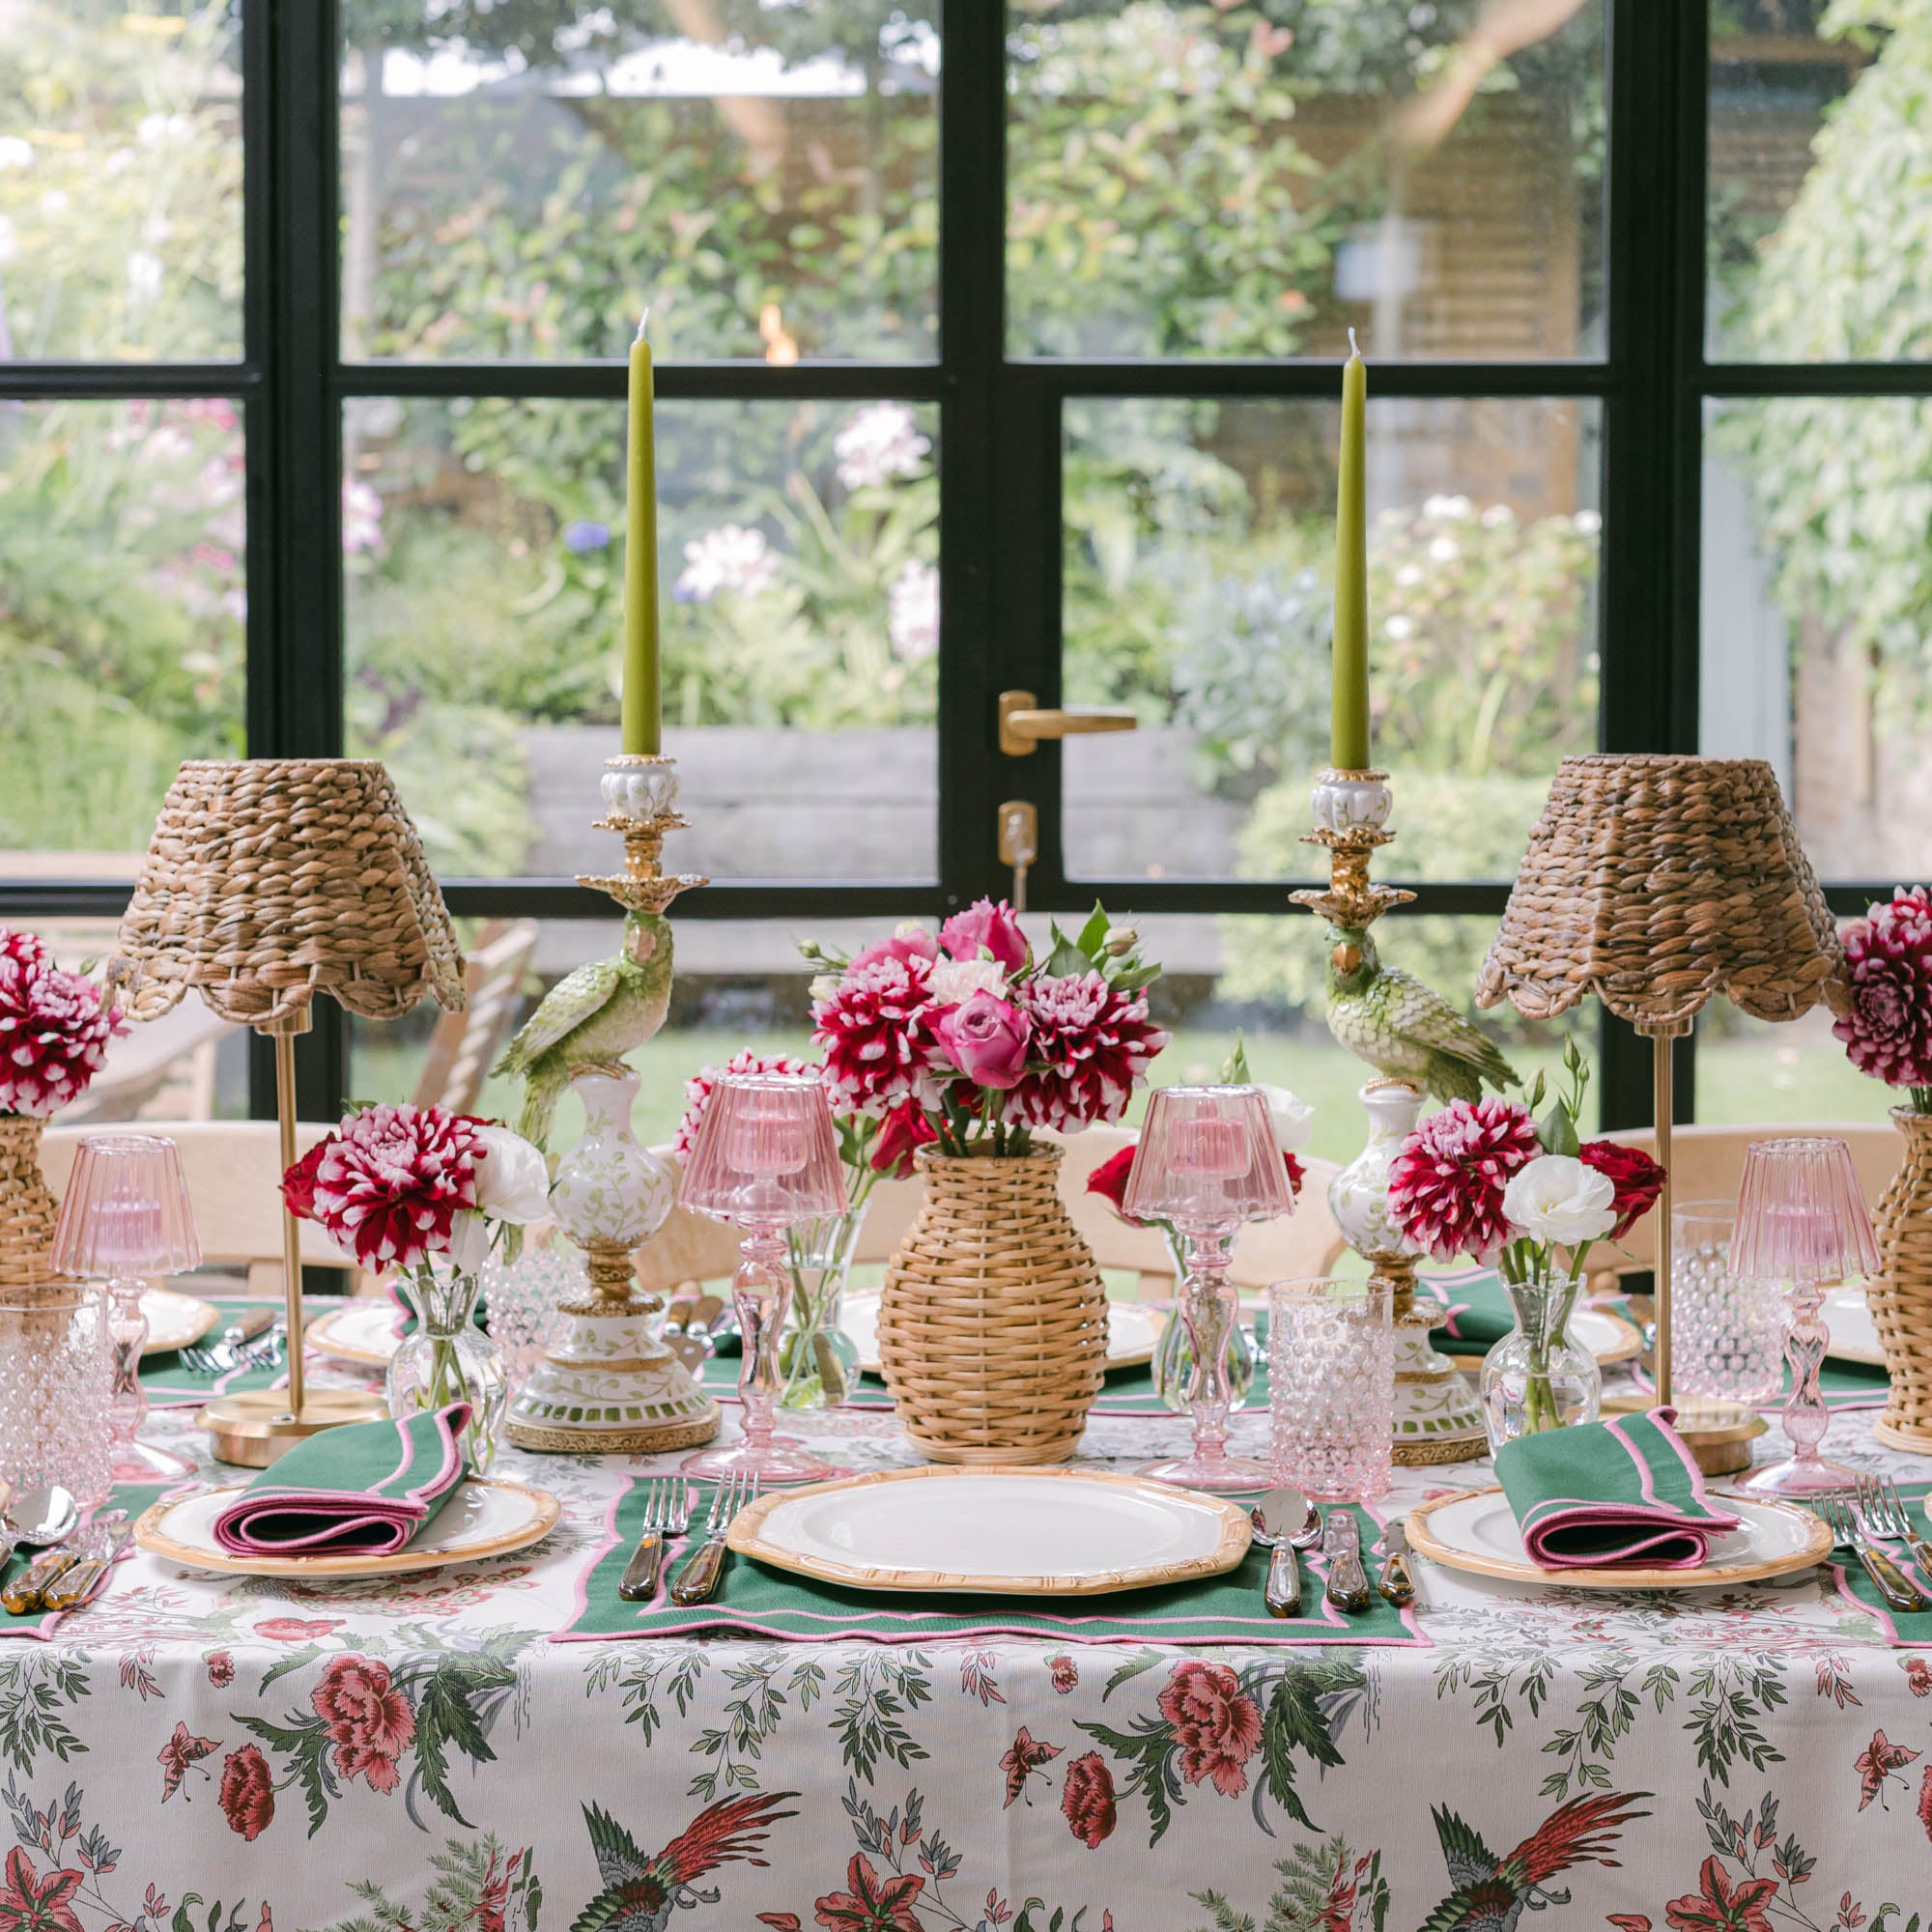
xmin=112 ymin=759 xmax=466 ymax=1028
xmin=0 ymin=1119 xmax=65 ymax=1293
xmin=1476 ymin=754 xmax=1844 ymax=1035
xmin=878 ymin=1146 xmax=1108 ymax=1465
xmin=1870 ymin=1106 xmax=1932 ymax=1453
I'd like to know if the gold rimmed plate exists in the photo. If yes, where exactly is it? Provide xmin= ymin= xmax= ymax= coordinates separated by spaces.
xmin=133 ymin=1478 xmax=560 ymax=1580
xmin=141 ymin=1288 xmax=219 ymax=1357
xmin=1437 ymin=1303 xmax=1643 ymax=1369
xmin=1405 ymin=1485 xmax=1831 ymax=1591
xmin=305 ymin=1298 xmax=404 ymax=1367
xmin=728 ymin=1465 xmax=1251 ymax=1597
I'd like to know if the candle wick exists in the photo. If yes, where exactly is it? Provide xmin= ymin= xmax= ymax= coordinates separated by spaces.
xmin=635 ymin=307 xmax=650 ymax=343
xmin=1348 ymin=326 xmax=1362 ymax=359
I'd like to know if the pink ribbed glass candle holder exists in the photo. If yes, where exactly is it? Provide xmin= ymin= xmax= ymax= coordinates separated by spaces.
xmin=50 ymin=1133 xmax=201 ymax=1483
xmin=1732 ymin=1136 xmax=1880 ymax=1498
xmin=680 ymin=1074 xmax=849 ymax=1485
xmin=1125 ymin=1086 xmax=1293 ymax=1492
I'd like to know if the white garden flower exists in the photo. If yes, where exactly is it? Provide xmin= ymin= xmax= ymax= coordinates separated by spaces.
xmin=888 ymin=556 xmax=939 ymax=662
xmin=1502 ymin=1154 xmax=1615 ymax=1247
xmin=1260 ymin=1085 xmax=1314 ymax=1153
xmin=674 ymin=524 xmax=779 ymax=602
xmin=834 ymin=402 xmax=929 ymax=490
xmin=469 ymin=1123 xmax=551 ymax=1225
xmin=928 ymin=956 xmax=1009 ymax=1006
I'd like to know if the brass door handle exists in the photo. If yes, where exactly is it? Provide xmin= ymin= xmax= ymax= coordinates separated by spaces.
xmin=999 ymin=690 xmax=1139 ymax=756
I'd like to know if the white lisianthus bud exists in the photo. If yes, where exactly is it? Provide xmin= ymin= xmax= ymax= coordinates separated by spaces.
xmin=1102 ymin=926 xmax=1139 ymax=956
xmin=809 ymin=974 xmax=842 ymax=1003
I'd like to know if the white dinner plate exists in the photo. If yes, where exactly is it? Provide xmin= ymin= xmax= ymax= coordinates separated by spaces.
xmin=728 ymin=1466 xmax=1251 ymax=1597
xmin=1825 ymin=1287 xmax=1885 ymax=1367
xmin=1435 ymin=1302 xmax=1642 ymax=1368
xmin=134 ymin=1478 xmax=560 ymax=1580
xmin=306 ymin=1298 xmax=405 ymax=1366
xmin=844 ymin=1294 xmax=1163 ymax=1376
xmin=1405 ymin=1485 xmax=1831 ymax=1591
xmin=140 ymin=1288 xmax=219 ymax=1357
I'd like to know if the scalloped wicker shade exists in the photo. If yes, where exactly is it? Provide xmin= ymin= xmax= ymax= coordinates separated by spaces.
xmin=1476 ymin=753 xmax=1846 ymax=1410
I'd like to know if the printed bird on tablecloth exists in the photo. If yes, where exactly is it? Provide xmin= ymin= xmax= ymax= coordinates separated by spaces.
xmin=569 ymin=1792 xmax=798 ymax=1932
xmin=495 ymin=910 xmax=674 ymax=1149
xmin=1323 ymin=923 xmax=1520 ymax=1103
xmin=1417 ymin=1791 xmax=1652 ymax=1932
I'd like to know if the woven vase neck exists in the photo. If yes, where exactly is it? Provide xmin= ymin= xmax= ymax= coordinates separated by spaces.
xmin=1892 ymin=1104 xmax=1932 ymax=1145
xmin=0 ymin=1115 xmax=65 ymax=1293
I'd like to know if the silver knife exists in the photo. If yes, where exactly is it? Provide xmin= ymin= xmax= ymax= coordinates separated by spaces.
xmin=1321 ymin=1510 xmax=1373 ymax=1614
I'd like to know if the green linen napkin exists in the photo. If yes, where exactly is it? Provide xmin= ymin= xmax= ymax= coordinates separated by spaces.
xmin=1494 ymin=1406 xmax=1741 ymax=1569
xmin=211 ymin=1403 xmax=471 ymax=1557
xmin=1417 ymin=1270 xmax=1516 ymax=1353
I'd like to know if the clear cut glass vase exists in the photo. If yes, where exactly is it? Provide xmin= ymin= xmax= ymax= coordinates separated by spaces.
xmin=386 ymin=1264 xmax=508 ymax=1476
xmin=778 ymin=1208 xmax=866 ymax=1409
xmin=1479 ymin=1270 xmax=1602 ymax=1452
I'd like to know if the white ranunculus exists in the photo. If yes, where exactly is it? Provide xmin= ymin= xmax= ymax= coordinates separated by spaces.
xmin=1502 ymin=1154 xmax=1616 ymax=1247
xmin=928 ymin=956 xmax=1008 ymax=1006
xmin=444 ymin=1209 xmax=492 ymax=1276
xmin=470 ymin=1123 xmax=551 ymax=1225
xmin=1260 ymin=1084 xmax=1314 ymax=1152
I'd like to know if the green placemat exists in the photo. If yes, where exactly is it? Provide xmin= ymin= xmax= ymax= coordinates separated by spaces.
xmin=1820 ymin=1480 xmax=1932 ymax=1646
xmin=1 ymin=1482 xmax=169 ymax=1638
xmin=141 ymin=1300 xmax=287 ymax=1404
xmin=552 ymin=1477 xmax=1424 ymax=1648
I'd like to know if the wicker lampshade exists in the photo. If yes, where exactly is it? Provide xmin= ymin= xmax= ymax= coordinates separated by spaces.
xmin=1475 ymin=753 xmax=1844 ymax=1038
xmin=110 ymin=758 xmax=466 ymax=1029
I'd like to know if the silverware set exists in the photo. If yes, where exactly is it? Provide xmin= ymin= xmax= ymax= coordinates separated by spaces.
xmin=615 ymin=1472 xmax=759 ymax=1608
xmin=179 ymin=1317 xmax=285 ymax=1378
xmin=0 ymin=1489 xmax=125 ymax=1616
xmin=1811 ymin=1478 xmax=1932 ymax=1613
xmin=1249 ymin=1487 xmax=1411 ymax=1617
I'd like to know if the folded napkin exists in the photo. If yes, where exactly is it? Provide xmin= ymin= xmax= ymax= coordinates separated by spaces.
xmin=212 ymin=1403 xmax=472 ymax=1557
xmin=1418 ymin=1271 xmax=1516 ymax=1352
xmin=1494 ymin=1406 xmax=1741 ymax=1570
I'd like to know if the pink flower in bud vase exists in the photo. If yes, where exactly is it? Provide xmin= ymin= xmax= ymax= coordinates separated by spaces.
xmin=940 ymin=898 xmax=1028 ymax=973
xmin=870 ymin=1100 xmax=939 ymax=1179
xmin=934 ymin=991 xmax=1033 ymax=1090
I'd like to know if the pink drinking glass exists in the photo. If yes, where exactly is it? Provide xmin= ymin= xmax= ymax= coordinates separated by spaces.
xmin=1124 ymin=1085 xmax=1293 ymax=1492
xmin=679 ymin=1073 xmax=849 ymax=1485
xmin=50 ymin=1134 xmax=202 ymax=1482
xmin=1731 ymin=1136 xmax=1880 ymax=1498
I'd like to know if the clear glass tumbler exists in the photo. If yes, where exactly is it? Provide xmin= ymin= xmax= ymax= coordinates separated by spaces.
xmin=1267 ymin=1276 xmax=1394 ymax=1503
xmin=0 ymin=1285 xmax=111 ymax=1508
xmin=1672 ymin=1201 xmax=1784 ymax=1405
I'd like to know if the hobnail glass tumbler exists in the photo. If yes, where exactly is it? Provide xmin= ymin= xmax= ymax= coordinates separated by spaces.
xmin=1267 ymin=1276 xmax=1393 ymax=1503
xmin=0 ymin=1286 xmax=111 ymax=1508
xmin=1672 ymin=1202 xmax=1784 ymax=1406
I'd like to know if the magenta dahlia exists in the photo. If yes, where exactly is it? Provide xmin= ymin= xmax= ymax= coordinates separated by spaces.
xmin=1835 ymin=887 xmax=1932 ymax=1099
xmin=811 ymin=952 xmax=941 ymax=1118
xmin=674 ymin=1048 xmax=816 ymax=1156
xmin=1008 ymin=971 xmax=1170 ymax=1133
xmin=0 ymin=931 xmax=125 ymax=1118
xmin=1389 ymin=1097 xmax=1540 ymax=1264
xmin=304 ymin=1103 xmax=482 ymax=1269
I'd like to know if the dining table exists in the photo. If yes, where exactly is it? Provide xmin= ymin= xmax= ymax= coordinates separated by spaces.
xmin=16 ymin=1293 xmax=1932 ymax=1932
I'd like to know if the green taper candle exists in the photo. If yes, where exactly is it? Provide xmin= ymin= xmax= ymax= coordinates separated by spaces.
xmin=1330 ymin=328 xmax=1370 ymax=772
xmin=620 ymin=312 xmax=662 ymax=756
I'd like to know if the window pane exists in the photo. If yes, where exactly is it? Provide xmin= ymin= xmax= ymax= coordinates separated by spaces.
xmin=1062 ymin=395 xmax=1601 ymax=885
xmin=343 ymin=394 xmax=938 ymax=880
xmin=1703 ymin=396 xmax=1932 ymax=879
xmin=1709 ymin=3 xmax=1932 ymax=361
xmin=1008 ymin=1 xmax=1605 ymax=359
xmin=0 ymin=400 xmax=245 ymax=872
xmin=0 ymin=2 xmax=242 ymax=362
xmin=340 ymin=3 xmax=938 ymax=362
xmin=1695 ymin=1009 xmax=1889 ymax=1129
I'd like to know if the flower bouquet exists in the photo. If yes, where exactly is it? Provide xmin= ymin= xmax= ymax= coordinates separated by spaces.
xmin=1388 ymin=1042 xmax=1663 ymax=1448
xmin=806 ymin=899 xmax=1169 ymax=1462
xmin=283 ymin=1103 xmax=549 ymax=1472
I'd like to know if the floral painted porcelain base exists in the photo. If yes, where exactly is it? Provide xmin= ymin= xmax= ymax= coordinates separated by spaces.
xmin=505 ymin=1298 xmax=719 ymax=1454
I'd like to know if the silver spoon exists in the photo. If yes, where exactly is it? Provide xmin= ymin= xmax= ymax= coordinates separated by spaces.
xmin=0 ymin=1487 xmax=77 ymax=1570
xmin=1250 ymin=1486 xmax=1319 ymax=1618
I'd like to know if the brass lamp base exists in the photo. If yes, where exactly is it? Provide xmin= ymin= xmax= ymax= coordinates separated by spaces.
xmin=199 ymin=1387 xmax=392 ymax=1468
xmin=1603 ymin=1390 xmax=1766 ymax=1476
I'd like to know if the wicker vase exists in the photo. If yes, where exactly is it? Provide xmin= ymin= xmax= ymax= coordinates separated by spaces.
xmin=1870 ymin=1105 xmax=1932 ymax=1455
xmin=878 ymin=1145 xmax=1108 ymax=1465
xmin=0 ymin=1118 xmax=63 ymax=1290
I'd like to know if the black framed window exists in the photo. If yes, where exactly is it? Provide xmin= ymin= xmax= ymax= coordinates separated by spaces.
xmin=2 ymin=1 xmax=1921 ymax=1157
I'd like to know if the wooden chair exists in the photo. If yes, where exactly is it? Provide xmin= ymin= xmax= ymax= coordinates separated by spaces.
xmin=412 ymin=919 xmax=539 ymax=1115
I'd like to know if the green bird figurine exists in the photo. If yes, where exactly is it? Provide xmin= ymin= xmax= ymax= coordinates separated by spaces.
xmin=1323 ymin=922 xmax=1520 ymax=1103
xmin=494 ymin=909 xmax=675 ymax=1150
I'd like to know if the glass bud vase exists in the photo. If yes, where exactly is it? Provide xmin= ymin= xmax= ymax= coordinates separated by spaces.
xmin=387 ymin=1264 xmax=507 ymax=1476
xmin=1479 ymin=1270 xmax=1601 ymax=1452
xmin=1153 ymin=1231 xmax=1256 ymax=1414
xmin=779 ymin=1208 xmax=866 ymax=1410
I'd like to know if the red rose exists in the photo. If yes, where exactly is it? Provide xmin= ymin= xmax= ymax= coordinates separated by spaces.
xmin=1085 ymin=1145 xmax=1140 ymax=1220
xmin=279 ymin=1137 xmax=334 ymax=1222
xmin=869 ymin=1101 xmax=938 ymax=1180
xmin=933 ymin=991 xmax=1032 ymax=1091
xmin=1156 ymin=1661 xmax=1263 ymax=1798
xmin=1060 ymin=1752 xmax=1116 ymax=1849
xmin=311 ymin=1657 xmax=415 ymax=1795
xmin=218 ymin=1746 xmax=274 ymax=1842
xmin=206 ymin=1651 xmax=235 ymax=1689
xmin=1047 ymin=1655 xmax=1078 ymax=1694
xmin=1284 ymin=1150 xmax=1306 ymax=1200
xmin=939 ymin=898 xmax=1028 ymax=974
xmin=253 ymin=1618 xmax=342 ymax=1641
xmin=1578 ymin=1140 xmax=1667 ymax=1241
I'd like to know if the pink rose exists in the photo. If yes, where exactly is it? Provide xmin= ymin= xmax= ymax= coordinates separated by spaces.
xmin=851 ymin=924 xmax=940 ymax=974
xmin=870 ymin=1101 xmax=939 ymax=1179
xmin=940 ymin=898 xmax=1027 ymax=973
xmin=934 ymin=991 xmax=1032 ymax=1091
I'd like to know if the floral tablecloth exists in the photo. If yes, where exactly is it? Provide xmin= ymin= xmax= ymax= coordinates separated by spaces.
xmin=22 ymin=1351 xmax=1932 ymax=1932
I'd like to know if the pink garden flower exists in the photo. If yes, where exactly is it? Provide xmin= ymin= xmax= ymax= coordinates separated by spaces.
xmin=1008 ymin=973 xmax=1169 ymax=1134
xmin=0 ymin=929 xmax=124 ymax=1118
xmin=1389 ymin=1097 xmax=1541 ymax=1264
xmin=933 ymin=991 xmax=1033 ymax=1090
xmin=1835 ymin=887 xmax=1932 ymax=1094
xmin=939 ymin=898 xmax=1028 ymax=974
xmin=674 ymin=1048 xmax=815 ymax=1157
xmin=812 ymin=953 xmax=941 ymax=1118
xmin=298 ymin=1104 xmax=482 ymax=1270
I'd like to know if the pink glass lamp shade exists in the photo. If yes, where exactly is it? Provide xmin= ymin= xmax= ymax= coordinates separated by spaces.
xmin=1125 ymin=1086 xmax=1293 ymax=1492
xmin=678 ymin=1074 xmax=849 ymax=1485
xmin=1732 ymin=1136 xmax=1879 ymax=1498
xmin=50 ymin=1134 xmax=202 ymax=1483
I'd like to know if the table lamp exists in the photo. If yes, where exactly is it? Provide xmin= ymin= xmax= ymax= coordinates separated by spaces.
xmin=108 ymin=758 xmax=467 ymax=1465
xmin=1476 ymin=753 xmax=1845 ymax=1411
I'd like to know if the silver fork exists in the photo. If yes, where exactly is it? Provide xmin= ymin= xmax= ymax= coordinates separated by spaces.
xmin=182 ymin=1323 xmax=284 ymax=1378
xmin=1819 ymin=1492 xmax=1929 ymax=1613
xmin=669 ymin=1471 xmax=759 ymax=1606
xmin=178 ymin=1309 xmax=276 ymax=1375
xmin=1857 ymin=1474 xmax=1932 ymax=1577
xmin=617 ymin=1479 xmax=693 ymax=1603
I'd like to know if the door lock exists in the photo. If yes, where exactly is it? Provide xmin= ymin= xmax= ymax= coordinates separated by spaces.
xmin=997 ymin=800 xmax=1038 ymax=912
